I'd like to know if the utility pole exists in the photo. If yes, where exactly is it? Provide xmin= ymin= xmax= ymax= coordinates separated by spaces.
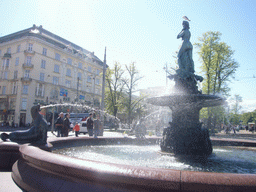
xmin=77 ymin=77 xmax=80 ymax=103
xmin=101 ymin=47 xmax=107 ymax=131
xmin=101 ymin=47 xmax=106 ymax=110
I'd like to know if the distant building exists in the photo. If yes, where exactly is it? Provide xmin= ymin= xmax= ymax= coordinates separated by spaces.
xmin=0 ymin=25 xmax=104 ymax=126
xmin=139 ymin=86 xmax=166 ymax=98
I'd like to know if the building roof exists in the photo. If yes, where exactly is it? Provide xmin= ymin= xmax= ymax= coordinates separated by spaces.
xmin=0 ymin=24 xmax=105 ymax=66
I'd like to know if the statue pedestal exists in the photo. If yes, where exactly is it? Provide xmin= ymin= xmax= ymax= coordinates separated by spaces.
xmin=161 ymin=106 xmax=212 ymax=156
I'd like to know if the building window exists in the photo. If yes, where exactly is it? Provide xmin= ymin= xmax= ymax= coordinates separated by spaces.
xmin=96 ymin=78 xmax=100 ymax=85
xmin=41 ymin=60 xmax=46 ymax=69
xmin=17 ymin=45 xmax=21 ymax=53
xmin=12 ymin=82 xmax=17 ymax=94
xmin=36 ymin=83 xmax=44 ymax=97
xmin=87 ymin=87 xmax=91 ymax=93
xmin=10 ymin=98 xmax=16 ymax=109
xmin=53 ymin=76 xmax=59 ymax=85
xmin=22 ymin=85 xmax=29 ymax=94
xmin=42 ymin=48 xmax=47 ymax=56
xmin=28 ymin=43 xmax=33 ymax=51
xmin=21 ymin=98 xmax=27 ymax=110
xmin=2 ymin=86 xmax=6 ymax=94
xmin=65 ymin=80 xmax=71 ymax=88
xmin=3 ymin=71 xmax=8 ymax=79
xmin=3 ymin=59 xmax=10 ymax=69
xmin=50 ymin=89 xmax=58 ymax=100
xmin=24 ymin=70 xmax=30 ymax=78
xmin=54 ymin=65 xmax=59 ymax=73
xmin=67 ymin=58 xmax=72 ymax=65
xmin=26 ymin=56 xmax=32 ymax=65
xmin=40 ymin=73 xmax=45 ymax=81
xmin=55 ymin=53 xmax=61 ymax=61
xmin=78 ymin=62 xmax=82 ymax=69
xmin=7 ymin=47 xmax=11 ymax=54
xmin=14 ymin=70 xmax=18 ymax=79
xmin=87 ymin=76 xmax=92 ymax=82
xmin=88 ymin=66 xmax=92 ymax=72
xmin=15 ymin=57 xmax=19 ymax=66
xmin=96 ymin=69 xmax=100 ymax=75
xmin=66 ymin=68 xmax=71 ymax=76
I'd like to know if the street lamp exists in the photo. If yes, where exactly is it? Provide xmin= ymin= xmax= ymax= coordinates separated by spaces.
xmin=89 ymin=74 xmax=96 ymax=108
xmin=77 ymin=77 xmax=80 ymax=103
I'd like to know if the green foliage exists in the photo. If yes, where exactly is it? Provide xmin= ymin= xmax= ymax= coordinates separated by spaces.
xmin=195 ymin=31 xmax=239 ymax=129
xmin=195 ymin=31 xmax=239 ymax=96
xmin=240 ymin=110 xmax=256 ymax=124
xmin=104 ymin=63 xmax=125 ymax=117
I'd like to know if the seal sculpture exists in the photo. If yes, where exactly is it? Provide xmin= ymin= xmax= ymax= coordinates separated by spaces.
xmin=1 ymin=105 xmax=48 ymax=145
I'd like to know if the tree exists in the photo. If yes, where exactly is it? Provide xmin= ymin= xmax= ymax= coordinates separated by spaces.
xmin=195 ymin=31 xmax=239 ymax=129
xmin=104 ymin=63 xmax=125 ymax=118
xmin=122 ymin=62 xmax=143 ymax=128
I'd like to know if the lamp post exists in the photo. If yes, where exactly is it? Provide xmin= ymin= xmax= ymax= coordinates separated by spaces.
xmin=89 ymin=74 xmax=96 ymax=108
xmin=77 ymin=77 xmax=80 ymax=103
xmin=51 ymin=77 xmax=58 ymax=133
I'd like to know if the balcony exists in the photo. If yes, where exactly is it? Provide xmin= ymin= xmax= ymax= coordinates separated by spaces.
xmin=21 ymin=77 xmax=32 ymax=82
xmin=23 ymin=63 xmax=34 ymax=69
xmin=3 ymin=53 xmax=11 ymax=58
xmin=24 ymin=50 xmax=35 ymax=55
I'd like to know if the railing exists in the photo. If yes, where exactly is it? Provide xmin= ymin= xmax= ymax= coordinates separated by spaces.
xmin=22 ymin=63 xmax=34 ymax=68
xmin=21 ymin=77 xmax=32 ymax=82
xmin=24 ymin=50 xmax=35 ymax=55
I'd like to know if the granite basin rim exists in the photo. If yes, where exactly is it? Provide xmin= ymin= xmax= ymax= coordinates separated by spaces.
xmin=11 ymin=136 xmax=256 ymax=192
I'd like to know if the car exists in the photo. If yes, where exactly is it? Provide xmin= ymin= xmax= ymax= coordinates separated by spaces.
xmin=79 ymin=120 xmax=88 ymax=135
xmin=69 ymin=113 xmax=90 ymax=133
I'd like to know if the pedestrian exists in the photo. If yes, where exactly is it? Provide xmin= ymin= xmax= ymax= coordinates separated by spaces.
xmin=63 ymin=113 xmax=70 ymax=137
xmin=73 ymin=122 xmax=80 ymax=137
xmin=93 ymin=115 xmax=102 ymax=138
xmin=86 ymin=113 xmax=94 ymax=136
xmin=55 ymin=112 xmax=64 ymax=137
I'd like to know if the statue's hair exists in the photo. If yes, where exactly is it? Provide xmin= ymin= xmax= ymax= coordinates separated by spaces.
xmin=183 ymin=21 xmax=190 ymax=29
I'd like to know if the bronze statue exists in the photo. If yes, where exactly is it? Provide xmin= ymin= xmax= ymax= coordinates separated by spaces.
xmin=177 ymin=20 xmax=194 ymax=75
xmin=1 ymin=105 xmax=48 ymax=145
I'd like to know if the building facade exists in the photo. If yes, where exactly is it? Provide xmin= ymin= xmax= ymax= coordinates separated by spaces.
xmin=0 ymin=25 xmax=104 ymax=126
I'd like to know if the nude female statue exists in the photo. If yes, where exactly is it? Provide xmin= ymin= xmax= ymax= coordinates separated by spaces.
xmin=177 ymin=20 xmax=194 ymax=74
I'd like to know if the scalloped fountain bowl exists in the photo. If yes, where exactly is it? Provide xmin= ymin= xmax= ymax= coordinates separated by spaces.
xmin=146 ymin=94 xmax=225 ymax=108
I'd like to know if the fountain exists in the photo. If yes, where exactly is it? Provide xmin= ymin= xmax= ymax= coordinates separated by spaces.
xmin=1 ymin=20 xmax=256 ymax=192
xmin=147 ymin=20 xmax=224 ymax=156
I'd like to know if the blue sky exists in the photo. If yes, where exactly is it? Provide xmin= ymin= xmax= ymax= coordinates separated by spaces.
xmin=1 ymin=0 xmax=256 ymax=111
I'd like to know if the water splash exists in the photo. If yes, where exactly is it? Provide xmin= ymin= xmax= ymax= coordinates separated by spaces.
xmin=40 ymin=103 xmax=119 ymax=121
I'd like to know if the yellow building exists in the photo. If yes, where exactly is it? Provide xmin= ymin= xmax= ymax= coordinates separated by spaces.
xmin=0 ymin=25 xmax=104 ymax=126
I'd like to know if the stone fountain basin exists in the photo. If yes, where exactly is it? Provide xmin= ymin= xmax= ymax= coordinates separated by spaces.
xmin=11 ymin=137 xmax=256 ymax=192
xmin=147 ymin=94 xmax=225 ymax=108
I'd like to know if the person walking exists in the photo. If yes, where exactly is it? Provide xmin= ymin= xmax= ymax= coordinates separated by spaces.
xmin=93 ymin=115 xmax=102 ymax=138
xmin=86 ymin=113 xmax=94 ymax=136
xmin=63 ymin=113 xmax=70 ymax=137
xmin=73 ymin=122 xmax=80 ymax=137
xmin=55 ymin=112 xmax=64 ymax=137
